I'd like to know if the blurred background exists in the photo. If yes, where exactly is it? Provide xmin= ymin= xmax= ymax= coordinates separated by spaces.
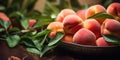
xmin=0 ymin=0 xmax=120 ymax=22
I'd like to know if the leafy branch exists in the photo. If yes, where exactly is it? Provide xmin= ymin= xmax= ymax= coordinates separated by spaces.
xmin=0 ymin=18 xmax=64 ymax=57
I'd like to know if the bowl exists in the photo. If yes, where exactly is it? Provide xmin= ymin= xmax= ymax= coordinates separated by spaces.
xmin=58 ymin=41 xmax=120 ymax=55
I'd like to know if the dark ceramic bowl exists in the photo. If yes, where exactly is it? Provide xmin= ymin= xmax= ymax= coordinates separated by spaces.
xmin=58 ymin=41 xmax=120 ymax=55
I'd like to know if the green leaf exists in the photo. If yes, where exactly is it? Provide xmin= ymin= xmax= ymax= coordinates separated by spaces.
xmin=16 ymin=12 xmax=25 ymax=19
xmin=40 ymin=33 xmax=49 ymax=46
xmin=0 ymin=18 xmax=4 ymax=26
xmin=33 ymin=29 xmax=51 ymax=38
xmin=33 ymin=40 xmax=42 ymax=51
xmin=9 ymin=27 xmax=20 ymax=33
xmin=88 ymin=12 xmax=114 ymax=19
xmin=33 ymin=33 xmax=49 ymax=51
xmin=9 ymin=27 xmax=20 ymax=31
xmin=33 ymin=21 xmax=51 ymax=28
xmin=103 ymin=35 xmax=120 ymax=44
xmin=0 ymin=18 xmax=11 ymax=30
xmin=22 ymin=39 xmax=35 ymax=47
xmin=40 ymin=45 xmax=56 ymax=57
xmin=9 ymin=11 xmax=25 ymax=19
xmin=6 ymin=35 xmax=21 ymax=47
xmin=4 ymin=21 xmax=11 ymax=30
xmin=21 ymin=34 xmax=35 ymax=47
xmin=27 ymin=48 xmax=40 ymax=55
xmin=48 ymin=32 xmax=64 ymax=46
xmin=20 ymin=18 xmax=29 ymax=29
xmin=0 ymin=28 xmax=5 ymax=32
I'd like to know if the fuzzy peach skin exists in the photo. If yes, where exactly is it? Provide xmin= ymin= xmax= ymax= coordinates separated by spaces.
xmin=62 ymin=35 xmax=73 ymax=43
xmin=29 ymin=19 xmax=36 ymax=27
xmin=56 ymin=9 xmax=76 ymax=22
xmin=0 ymin=12 xmax=9 ymax=21
xmin=76 ymin=9 xmax=86 ymax=21
xmin=47 ymin=22 xmax=64 ymax=38
xmin=85 ymin=5 xmax=106 ymax=24
xmin=107 ymin=3 xmax=120 ymax=21
xmin=83 ymin=19 xmax=101 ymax=38
xmin=63 ymin=14 xmax=83 ymax=34
xmin=73 ymin=28 xmax=96 ymax=45
xmin=96 ymin=37 xmax=109 ymax=46
xmin=101 ymin=19 xmax=120 ymax=37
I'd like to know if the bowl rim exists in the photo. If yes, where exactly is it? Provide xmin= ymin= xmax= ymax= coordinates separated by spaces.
xmin=60 ymin=41 xmax=119 ymax=48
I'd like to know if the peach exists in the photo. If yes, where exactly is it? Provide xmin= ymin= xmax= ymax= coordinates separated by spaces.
xmin=48 ymin=31 xmax=56 ymax=38
xmin=85 ymin=5 xmax=106 ymax=24
xmin=76 ymin=9 xmax=86 ymax=21
xmin=47 ymin=22 xmax=64 ymax=38
xmin=96 ymin=37 xmax=109 ymax=46
xmin=73 ymin=28 xmax=96 ymax=45
xmin=62 ymin=35 xmax=73 ymax=43
xmin=56 ymin=9 xmax=76 ymax=22
xmin=29 ymin=19 xmax=36 ymax=27
xmin=47 ymin=22 xmax=63 ymax=32
xmin=0 ymin=12 xmax=9 ymax=21
xmin=83 ymin=19 xmax=101 ymax=38
xmin=107 ymin=3 xmax=120 ymax=21
xmin=101 ymin=19 xmax=120 ymax=37
xmin=63 ymin=15 xmax=83 ymax=34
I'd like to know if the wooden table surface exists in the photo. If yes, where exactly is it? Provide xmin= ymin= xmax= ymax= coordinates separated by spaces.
xmin=0 ymin=41 xmax=119 ymax=60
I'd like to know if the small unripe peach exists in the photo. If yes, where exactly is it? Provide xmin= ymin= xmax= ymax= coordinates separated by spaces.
xmin=29 ymin=19 xmax=36 ymax=27
xmin=73 ymin=28 xmax=96 ymax=45
xmin=56 ymin=9 xmax=76 ymax=22
xmin=49 ymin=31 xmax=56 ymax=39
xmin=0 ymin=12 xmax=9 ymax=21
xmin=83 ymin=19 xmax=101 ymax=38
xmin=96 ymin=37 xmax=109 ymax=46
xmin=63 ymin=15 xmax=83 ymax=34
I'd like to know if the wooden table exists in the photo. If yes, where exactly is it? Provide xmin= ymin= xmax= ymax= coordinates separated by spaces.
xmin=0 ymin=41 xmax=119 ymax=60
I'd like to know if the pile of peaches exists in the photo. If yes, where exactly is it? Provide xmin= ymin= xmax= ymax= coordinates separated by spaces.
xmin=47 ymin=3 xmax=120 ymax=47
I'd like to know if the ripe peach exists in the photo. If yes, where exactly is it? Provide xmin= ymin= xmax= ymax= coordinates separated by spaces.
xmin=63 ymin=15 xmax=83 ymax=34
xmin=85 ymin=5 xmax=106 ymax=24
xmin=0 ymin=12 xmax=9 ymax=21
xmin=73 ymin=28 xmax=96 ymax=45
xmin=47 ymin=22 xmax=63 ymax=32
xmin=47 ymin=22 xmax=64 ymax=38
xmin=107 ymin=3 xmax=120 ymax=21
xmin=29 ymin=19 xmax=36 ymax=27
xmin=101 ymin=19 xmax=120 ymax=37
xmin=76 ymin=9 xmax=86 ymax=21
xmin=56 ymin=9 xmax=76 ymax=22
xmin=83 ymin=19 xmax=101 ymax=38
xmin=96 ymin=37 xmax=109 ymax=46
xmin=62 ymin=35 xmax=73 ymax=43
